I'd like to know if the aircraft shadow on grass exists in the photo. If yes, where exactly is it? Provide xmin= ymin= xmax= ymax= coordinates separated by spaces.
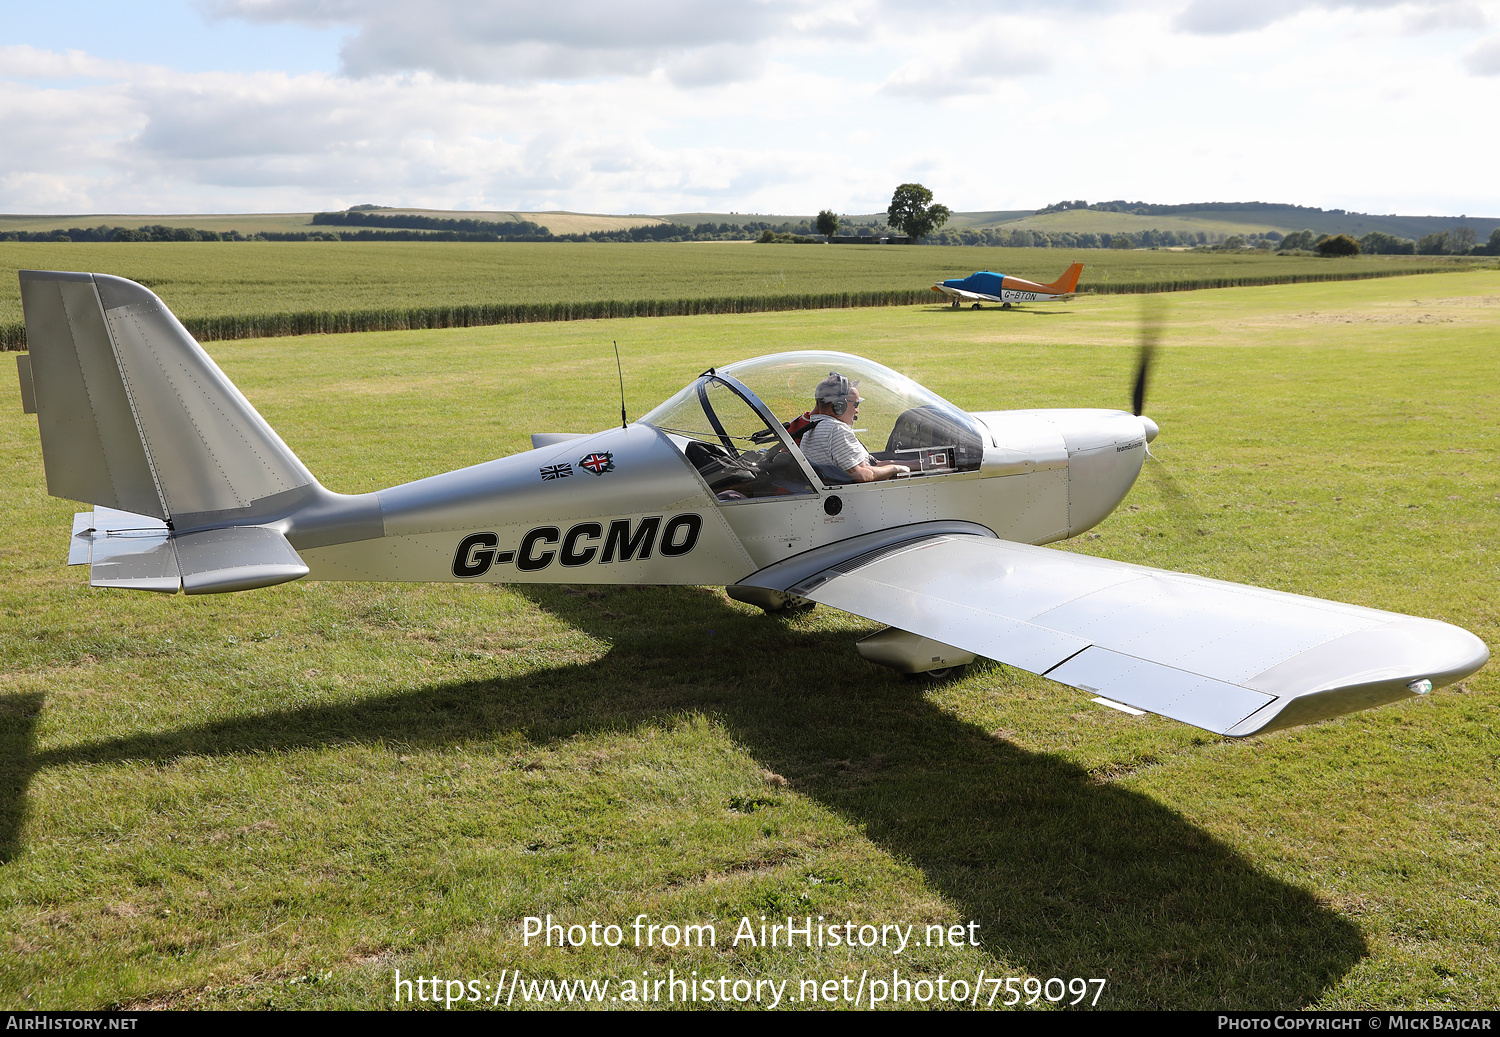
xmin=0 ymin=585 xmax=1364 ymax=1009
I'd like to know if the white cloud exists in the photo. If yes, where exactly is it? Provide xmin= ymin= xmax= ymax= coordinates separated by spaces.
xmin=880 ymin=31 xmax=1051 ymax=99
xmin=1465 ymin=31 xmax=1500 ymax=69
xmin=1172 ymin=0 xmax=1483 ymax=35
xmin=2 ymin=3 xmax=1499 ymax=216
xmin=0 ymin=50 xmax=880 ymax=213
xmin=1406 ymin=2 xmax=1488 ymax=30
xmin=201 ymin=0 xmax=808 ymax=83
xmin=0 ymin=44 xmax=139 ymax=80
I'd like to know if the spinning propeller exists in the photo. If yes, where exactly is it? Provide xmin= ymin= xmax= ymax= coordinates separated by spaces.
xmin=1128 ymin=299 xmax=1202 ymax=537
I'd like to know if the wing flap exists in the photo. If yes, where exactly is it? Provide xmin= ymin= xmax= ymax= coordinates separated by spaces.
xmin=746 ymin=534 xmax=1488 ymax=737
xmin=1047 ymin=647 xmax=1274 ymax=732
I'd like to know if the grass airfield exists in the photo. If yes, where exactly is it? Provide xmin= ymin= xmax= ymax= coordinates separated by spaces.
xmin=0 ymin=271 xmax=1497 ymax=1010
xmin=0 ymin=241 xmax=1478 ymax=333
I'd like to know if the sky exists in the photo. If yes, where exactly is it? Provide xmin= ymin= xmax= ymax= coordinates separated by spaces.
xmin=1 ymin=0 xmax=1497 ymax=217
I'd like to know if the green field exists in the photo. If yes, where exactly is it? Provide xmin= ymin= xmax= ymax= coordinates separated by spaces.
xmin=1 ymin=241 xmax=1482 ymax=349
xmin=1 ymin=272 xmax=1498 ymax=1009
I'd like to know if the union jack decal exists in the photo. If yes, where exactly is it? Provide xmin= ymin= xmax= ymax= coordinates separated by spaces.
xmin=578 ymin=452 xmax=615 ymax=475
xmin=539 ymin=463 xmax=572 ymax=480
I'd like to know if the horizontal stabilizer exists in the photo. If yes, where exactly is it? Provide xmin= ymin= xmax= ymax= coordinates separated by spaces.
xmin=177 ymin=526 xmax=308 ymax=595
xmin=88 ymin=509 xmax=179 ymax=593
xmin=71 ymin=508 xmax=307 ymax=594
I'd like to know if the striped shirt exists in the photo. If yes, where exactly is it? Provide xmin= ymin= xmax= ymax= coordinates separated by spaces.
xmin=800 ymin=416 xmax=869 ymax=472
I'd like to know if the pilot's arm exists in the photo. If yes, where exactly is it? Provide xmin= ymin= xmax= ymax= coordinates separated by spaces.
xmin=808 ymin=415 xmax=909 ymax=481
xmin=847 ymin=460 xmax=909 ymax=482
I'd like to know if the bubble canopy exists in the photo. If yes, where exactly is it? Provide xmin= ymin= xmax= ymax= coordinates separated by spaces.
xmin=639 ymin=352 xmax=985 ymax=491
xmin=717 ymin=352 xmax=977 ymax=454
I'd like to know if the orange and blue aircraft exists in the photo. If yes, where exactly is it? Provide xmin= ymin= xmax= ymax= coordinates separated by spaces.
xmin=932 ymin=262 xmax=1084 ymax=309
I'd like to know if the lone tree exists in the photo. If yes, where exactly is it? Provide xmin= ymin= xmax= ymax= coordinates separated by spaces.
xmin=1316 ymin=233 xmax=1360 ymax=257
xmin=886 ymin=183 xmax=951 ymax=240
xmin=815 ymin=210 xmax=839 ymax=237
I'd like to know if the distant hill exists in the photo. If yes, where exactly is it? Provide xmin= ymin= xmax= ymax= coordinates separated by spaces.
xmin=664 ymin=204 xmax=1498 ymax=240
xmin=0 ymin=209 xmax=667 ymax=237
xmin=990 ymin=203 xmax=1500 ymax=241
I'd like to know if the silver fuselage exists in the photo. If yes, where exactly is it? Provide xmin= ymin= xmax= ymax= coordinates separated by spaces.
xmin=293 ymin=408 xmax=1153 ymax=587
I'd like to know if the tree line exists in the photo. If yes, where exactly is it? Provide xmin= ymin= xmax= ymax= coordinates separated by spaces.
xmin=1279 ymin=228 xmax=1500 ymax=256
xmin=9 ymin=206 xmax=1497 ymax=254
xmin=1037 ymin=199 xmax=1353 ymax=217
xmin=1 ymin=215 xmax=840 ymax=245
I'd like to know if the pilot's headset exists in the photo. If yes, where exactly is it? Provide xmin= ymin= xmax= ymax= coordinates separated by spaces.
xmin=815 ymin=372 xmax=859 ymax=416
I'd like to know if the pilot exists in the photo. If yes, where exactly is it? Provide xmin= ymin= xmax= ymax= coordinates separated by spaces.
xmin=800 ymin=373 xmax=909 ymax=483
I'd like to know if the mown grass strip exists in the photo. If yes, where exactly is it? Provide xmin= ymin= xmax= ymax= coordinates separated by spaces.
xmin=0 ymin=263 xmax=1471 ymax=349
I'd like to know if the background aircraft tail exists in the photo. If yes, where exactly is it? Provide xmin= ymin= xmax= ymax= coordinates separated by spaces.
xmin=19 ymin=271 xmax=379 ymax=593
xmin=1041 ymin=263 xmax=1084 ymax=296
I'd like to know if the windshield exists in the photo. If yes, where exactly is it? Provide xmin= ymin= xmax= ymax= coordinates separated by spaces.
xmin=640 ymin=372 xmax=817 ymax=500
xmin=720 ymin=351 xmax=984 ymax=474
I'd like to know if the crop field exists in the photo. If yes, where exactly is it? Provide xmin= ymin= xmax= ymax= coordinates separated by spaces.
xmin=1 ymin=272 xmax=1497 ymax=1009
xmin=0 ymin=241 xmax=1483 ymax=349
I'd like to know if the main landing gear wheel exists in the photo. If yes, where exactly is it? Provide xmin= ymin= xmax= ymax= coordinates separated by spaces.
xmin=950 ymin=298 xmax=960 ymax=309
xmin=1001 ymin=302 xmax=1013 ymax=310
xmin=904 ymin=664 xmax=967 ymax=683
xmin=971 ymin=303 xmax=982 ymax=310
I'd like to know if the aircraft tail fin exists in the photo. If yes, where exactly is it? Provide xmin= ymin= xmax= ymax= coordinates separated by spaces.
xmin=19 ymin=270 xmax=318 ymax=527
xmin=1041 ymin=262 xmax=1084 ymax=296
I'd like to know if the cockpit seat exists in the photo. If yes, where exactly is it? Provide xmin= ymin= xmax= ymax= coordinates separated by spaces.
xmin=685 ymin=440 xmax=758 ymax=492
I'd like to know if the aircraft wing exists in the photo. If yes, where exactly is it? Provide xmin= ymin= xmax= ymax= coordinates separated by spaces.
xmin=932 ymin=284 xmax=1002 ymax=303
xmin=734 ymin=527 xmax=1487 ymax=737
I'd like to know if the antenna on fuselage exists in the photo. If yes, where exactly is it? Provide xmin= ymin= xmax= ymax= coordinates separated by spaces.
xmin=613 ymin=340 xmax=628 ymax=429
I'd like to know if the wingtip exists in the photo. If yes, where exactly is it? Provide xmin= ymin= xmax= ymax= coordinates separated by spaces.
xmin=1229 ymin=618 xmax=1489 ymax=737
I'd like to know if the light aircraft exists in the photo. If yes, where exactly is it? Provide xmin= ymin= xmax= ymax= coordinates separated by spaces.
xmin=16 ymin=270 xmax=1487 ymax=739
xmin=933 ymin=262 xmax=1084 ymax=309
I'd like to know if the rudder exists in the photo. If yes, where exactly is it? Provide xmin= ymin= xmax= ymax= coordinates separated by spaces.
xmin=20 ymin=271 xmax=317 ymax=526
xmin=1042 ymin=263 xmax=1084 ymax=295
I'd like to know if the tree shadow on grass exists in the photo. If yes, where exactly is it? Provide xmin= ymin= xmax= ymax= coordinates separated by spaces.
xmin=4 ymin=585 xmax=1363 ymax=1008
